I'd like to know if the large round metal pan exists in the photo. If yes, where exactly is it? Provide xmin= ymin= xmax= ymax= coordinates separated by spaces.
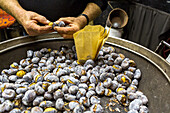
xmin=0 ymin=33 xmax=169 ymax=112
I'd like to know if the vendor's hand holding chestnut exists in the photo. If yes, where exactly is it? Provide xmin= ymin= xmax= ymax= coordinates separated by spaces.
xmin=18 ymin=11 xmax=52 ymax=36
xmin=54 ymin=16 xmax=87 ymax=39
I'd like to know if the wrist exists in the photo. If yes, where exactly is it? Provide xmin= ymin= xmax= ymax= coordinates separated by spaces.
xmin=80 ymin=14 xmax=89 ymax=25
xmin=14 ymin=8 xmax=27 ymax=25
xmin=76 ymin=15 xmax=88 ymax=29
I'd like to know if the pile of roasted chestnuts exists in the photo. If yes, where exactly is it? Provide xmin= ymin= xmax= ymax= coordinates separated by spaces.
xmin=0 ymin=45 xmax=149 ymax=113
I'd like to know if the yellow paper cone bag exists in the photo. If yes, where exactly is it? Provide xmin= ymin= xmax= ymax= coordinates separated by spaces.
xmin=73 ymin=25 xmax=110 ymax=64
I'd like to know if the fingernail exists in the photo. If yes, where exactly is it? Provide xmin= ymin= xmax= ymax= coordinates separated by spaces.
xmin=54 ymin=21 xmax=60 ymax=24
xmin=46 ymin=20 xmax=50 ymax=23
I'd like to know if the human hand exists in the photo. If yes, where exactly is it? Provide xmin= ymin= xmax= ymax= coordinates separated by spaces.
xmin=18 ymin=11 xmax=52 ymax=36
xmin=53 ymin=16 xmax=87 ymax=38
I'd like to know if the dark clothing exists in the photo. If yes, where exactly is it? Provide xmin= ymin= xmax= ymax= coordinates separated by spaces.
xmin=18 ymin=0 xmax=107 ymax=21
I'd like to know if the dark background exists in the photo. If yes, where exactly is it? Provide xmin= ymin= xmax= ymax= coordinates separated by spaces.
xmin=94 ymin=0 xmax=170 ymax=27
xmin=132 ymin=0 xmax=170 ymax=13
xmin=94 ymin=0 xmax=170 ymax=58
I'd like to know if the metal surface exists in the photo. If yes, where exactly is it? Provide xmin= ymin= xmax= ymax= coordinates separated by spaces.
xmin=0 ymin=33 xmax=169 ymax=112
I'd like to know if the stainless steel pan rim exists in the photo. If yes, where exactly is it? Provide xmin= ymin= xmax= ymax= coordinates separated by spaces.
xmin=0 ymin=32 xmax=62 ymax=53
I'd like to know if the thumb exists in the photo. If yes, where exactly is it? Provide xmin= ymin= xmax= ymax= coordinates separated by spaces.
xmin=33 ymin=14 xmax=50 ymax=25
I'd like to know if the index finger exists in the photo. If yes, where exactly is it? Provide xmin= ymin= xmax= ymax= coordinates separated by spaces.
xmin=35 ymin=25 xmax=52 ymax=32
xmin=28 ymin=23 xmax=53 ymax=35
xmin=33 ymin=14 xmax=50 ymax=25
xmin=54 ymin=26 xmax=78 ymax=34
xmin=58 ymin=17 xmax=74 ymax=22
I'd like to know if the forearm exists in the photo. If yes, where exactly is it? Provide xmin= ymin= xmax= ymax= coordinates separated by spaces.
xmin=82 ymin=3 xmax=102 ymax=22
xmin=75 ymin=3 xmax=102 ymax=29
xmin=0 ymin=0 xmax=26 ymax=24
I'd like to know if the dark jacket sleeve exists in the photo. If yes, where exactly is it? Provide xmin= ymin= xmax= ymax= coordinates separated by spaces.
xmin=90 ymin=0 xmax=107 ymax=11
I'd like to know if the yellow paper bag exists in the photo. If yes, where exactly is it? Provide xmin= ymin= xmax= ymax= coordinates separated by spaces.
xmin=73 ymin=25 xmax=110 ymax=64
